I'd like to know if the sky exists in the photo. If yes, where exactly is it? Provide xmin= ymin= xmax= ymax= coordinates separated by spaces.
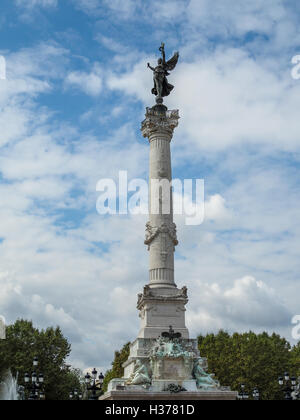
xmin=0 ymin=0 xmax=300 ymax=372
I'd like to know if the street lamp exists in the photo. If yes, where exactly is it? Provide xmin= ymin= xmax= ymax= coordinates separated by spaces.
xmin=69 ymin=388 xmax=83 ymax=401
xmin=252 ymin=387 xmax=260 ymax=401
xmin=238 ymin=384 xmax=260 ymax=400
xmin=278 ymin=372 xmax=298 ymax=400
xmin=24 ymin=357 xmax=45 ymax=400
xmin=99 ymin=372 xmax=104 ymax=388
xmin=85 ymin=369 xmax=104 ymax=400
xmin=237 ymin=384 xmax=249 ymax=400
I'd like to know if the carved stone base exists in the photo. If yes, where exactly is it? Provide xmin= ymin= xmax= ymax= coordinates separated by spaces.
xmin=105 ymin=284 xmax=232 ymax=399
xmin=122 ymin=337 xmax=200 ymax=379
xmin=100 ymin=390 xmax=238 ymax=401
xmin=107 ymin=378 xmax=198 ymax=393
xmin=106 ymin=335 xmax=233 ymax=399
xmin=137 ymin=286 xmax=189 ymax=339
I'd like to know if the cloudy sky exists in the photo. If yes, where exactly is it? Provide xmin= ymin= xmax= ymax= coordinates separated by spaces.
xmin=0 ymin=0 xmax=300 ymax=371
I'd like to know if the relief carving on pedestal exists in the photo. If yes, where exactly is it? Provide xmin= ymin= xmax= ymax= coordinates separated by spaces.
xmin=150 ymin=335 xmax=195 ymax=359
xmin=149 ymin=335 xmax=197 ymax=381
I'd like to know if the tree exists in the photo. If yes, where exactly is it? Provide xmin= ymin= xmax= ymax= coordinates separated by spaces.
xmin=0 ymin=319 xmax=82 ymax=400
xmin=290 ymin=342 xmax=300 ymax=378
xmin=102 ymin=342 xmax=130 ymax=393
xmin=198 ymin=330 xmax=294 ymax=400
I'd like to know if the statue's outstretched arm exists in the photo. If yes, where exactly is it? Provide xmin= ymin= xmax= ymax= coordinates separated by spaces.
xmin=147 ymin=63 xmax=155 ymax=71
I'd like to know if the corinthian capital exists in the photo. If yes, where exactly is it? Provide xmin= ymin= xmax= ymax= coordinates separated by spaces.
xmin=141 ymin=108 xmax=180 ymax=139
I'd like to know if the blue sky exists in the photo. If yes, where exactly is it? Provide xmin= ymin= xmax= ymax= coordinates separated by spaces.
xmin=0 ymin=0 xmax=300 ymax=372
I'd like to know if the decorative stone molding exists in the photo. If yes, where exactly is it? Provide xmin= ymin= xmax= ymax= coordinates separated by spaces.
xmin=149 ymin=268 xmax=175 ymax=283
xmin=145 ymin=222 xmax=178 ymax=249
xmin=137 ymin=286 xmax=189 ymax=310
xmin=141 ymin=108 xmax=180 ymax=139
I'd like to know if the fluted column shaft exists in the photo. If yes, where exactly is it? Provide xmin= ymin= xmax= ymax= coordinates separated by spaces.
xmin=142 ymin=107 xmax=179 ymax=288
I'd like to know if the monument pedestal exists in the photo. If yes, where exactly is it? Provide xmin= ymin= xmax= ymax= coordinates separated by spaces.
xmin=137 ymin=286 xmax=189 ymax=340
xmin=123 ymin=336 xmax=199 ymax=379
xmin=103 ymin=334 xmax=238 ymax=400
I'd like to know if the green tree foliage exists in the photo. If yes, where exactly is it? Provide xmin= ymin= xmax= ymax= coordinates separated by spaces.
xmin=198 ymin=330 xmax=298 ymax=400
xmin=0 ymin=319 xmax=82 ymax=400
xmin=102 ymin=342 xmax=130 ymax=392
xmin=291 ymin=342 xmax=300 ymax=378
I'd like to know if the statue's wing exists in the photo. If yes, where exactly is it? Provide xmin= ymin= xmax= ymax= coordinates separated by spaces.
xmin=161 ymin=332 xmax=170 ymax=338
xmin=166 ymin=52 xmax=179 ymax=71
xmin=174 ymin=333 xmax=182 ymax=339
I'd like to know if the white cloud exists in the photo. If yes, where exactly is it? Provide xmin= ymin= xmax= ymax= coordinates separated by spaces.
xmin=15 ymin=0 xmax=57 ymax=8
xmin=74 ymin=0 xmax=300 ymax=56
xmin=0 ymin=43 xmax=67 ymax=149
xmin=7 ymin=43 xmax=68 ymax=80
xmin=65 ymin=64 xmax=103 ymax=96
xmin=74 ymin=0 xmax=140 ymax=18
xmin=96 ymin=36 xmax=127 ymax=54
xmin=102 ymin=0 xmax=138 ymax=17
xmin=0 ymin=43 xmax=149 ymax=368
xmin=187 ymin=276 xmax=292 ymax=336
xmin=150 ymin=0 xmax=187 ymax=21
xmin=107 ymin=58 xmax=152 ymax=103
xmin=0 ymin=272 xmax=79 ymax=339
xmin=72 ymin=0 xmax=101 ymax=15
xmin=186 ymin=0 xmax=285 ymax=37
xmin=205 ymin=194 xmax=231 ymax=222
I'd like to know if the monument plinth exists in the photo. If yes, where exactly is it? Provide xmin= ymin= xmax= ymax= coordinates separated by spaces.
xmin=101 ymin=44 xmax=237 ymax=401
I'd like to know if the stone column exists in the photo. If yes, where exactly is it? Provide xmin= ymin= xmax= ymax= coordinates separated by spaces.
xmin=136 ymin=106 xmax=189 ymax=339
xmin=142 ymin=106 xmax=180 ymax=289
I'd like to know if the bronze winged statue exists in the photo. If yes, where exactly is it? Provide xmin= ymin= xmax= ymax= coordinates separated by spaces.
xmin=147 ymin=43 xmax=179 ymax=105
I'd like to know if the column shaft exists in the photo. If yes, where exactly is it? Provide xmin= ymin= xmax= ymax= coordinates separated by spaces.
xmin=142 ymin=107 xmax=179 ymax=289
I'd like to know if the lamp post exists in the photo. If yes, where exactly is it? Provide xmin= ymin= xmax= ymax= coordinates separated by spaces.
xmin=237 ymin=384 xmax=249 ymax=400
xmin=237 ymin=384 xmax=260 ymax=401
xmin=278 ymin=372 xmax=298 ymax=400
xmin=24 ymin=357 xmax=45 ymax=400
xmin=252 ymin=387 xmax=260 ymax=401
xmin=69 ymin=388 xmax=83 ymax=401
xmin=85 ymin=369 xmax=104 ymax=400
